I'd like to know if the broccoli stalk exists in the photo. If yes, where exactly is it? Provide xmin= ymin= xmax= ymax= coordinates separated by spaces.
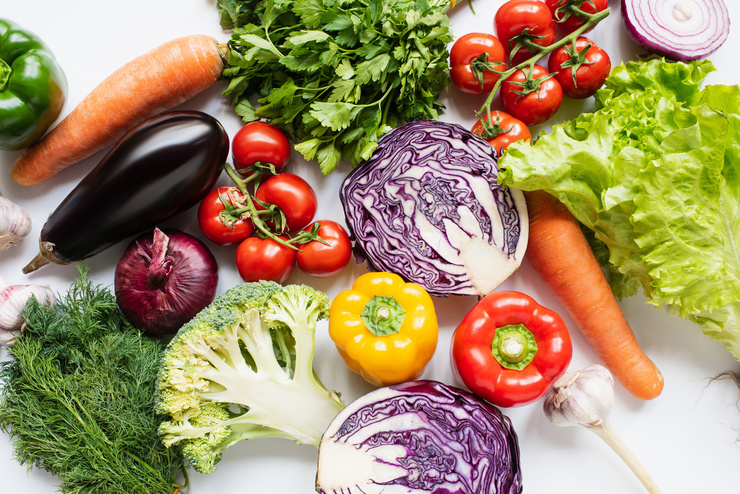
xmin=156 ymin=281 xmax=345 ymax=474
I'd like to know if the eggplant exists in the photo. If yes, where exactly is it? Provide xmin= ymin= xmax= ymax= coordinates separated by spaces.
xmin=23 ymin=110 xmax=228 ymax=274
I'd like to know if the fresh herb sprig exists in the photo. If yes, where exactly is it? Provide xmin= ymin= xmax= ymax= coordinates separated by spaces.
xmin=217 ymin=0 xmax=453 ymax=174
xmin=0 ymin=268 xmax=186 ymax=494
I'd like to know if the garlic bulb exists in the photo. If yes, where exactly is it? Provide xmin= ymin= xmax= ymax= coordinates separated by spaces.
xmin=543 ymin=364 xmax=663 ymax=494
xmin=544 ymin=364 xmax=615 ymax=427
xmin=0 ymin=280 xmax=56 ymax=346
xmin=0 ymin=196 xmax=32 ymax=250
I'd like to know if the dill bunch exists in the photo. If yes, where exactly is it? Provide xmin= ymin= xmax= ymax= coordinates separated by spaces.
xmin=0 ymin=268 xmax=185 ymax=494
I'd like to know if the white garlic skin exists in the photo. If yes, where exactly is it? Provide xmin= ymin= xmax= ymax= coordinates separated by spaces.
xmin=0 ymin=283 xmax=56 ymax=346
xmin=0 ymin=196 xmax=32 ymax=250
xmin=543 ymin=364 xmax=615 ymax=428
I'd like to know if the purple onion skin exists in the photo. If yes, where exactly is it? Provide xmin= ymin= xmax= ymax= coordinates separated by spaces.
xmin=115 ymin=228 xmax=218 ymax=335
xmin=621 ymin=0 xmax=730 ymax=61
xmin=320 ymin=380 xmax=523 ymax=493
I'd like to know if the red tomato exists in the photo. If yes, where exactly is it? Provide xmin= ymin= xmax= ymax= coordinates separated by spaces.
xmin=449 ymin=33 xmax=507 ymax=95
xmin=471 ymin=111 xmax=531 ymax=153
xmin=494 ymin=0 xmax=556 ymax=66
xmin=545 ymin=0 xmax=608 ymax=35
xmin=548 ymin=37 xmax=611 ymax=99
xmin=232 ymin=121 xmax=291 ymax=177
xmin=197 ymin=187 xmax=255 ymax=246
xmin=235 ymin=236 xmax=296 ymax=283
xmin=296 ymin=220 xmax=352 ymax=278
xmin=500 ymin=64 xmax=563 ymax=126
xmin=254 ymin=173 xmax=318 ymax=233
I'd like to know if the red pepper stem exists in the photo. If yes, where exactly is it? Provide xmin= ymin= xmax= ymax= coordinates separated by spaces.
xmin=492 ymin=324 xmax=538 ymax=371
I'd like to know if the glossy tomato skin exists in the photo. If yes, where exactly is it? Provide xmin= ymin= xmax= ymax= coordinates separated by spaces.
xmin=494 ymin=0 xmax=556 ymax=66
xmin=545 ymin=0 xmax=608 ymax=34
xmin=254 ymin=173 xmax=318 ymax=233
xmin=548 ymin=37 xmax=611 ymax=99
xmin=232 ymin=121 xmax=291 ymax=177
xmin=500 ymin=64 xmax=563 ymax=126
xmin=235 ymin=236 xmax=296 ymax=283
xmin=449 ymin=33 xmax=507 ymax=95
xmin=296 ymin=220 xmax=352 ymax=278
xmin=471 ymin=110 xmax=531 ymax=153
xmin=197 ymin=186 xmax=255 ymax=246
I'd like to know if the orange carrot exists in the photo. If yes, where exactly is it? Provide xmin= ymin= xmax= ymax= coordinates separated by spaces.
xmin=525 ymin=190 xmax=664 ymax=401
xmin=11 ymin=34 xmax=227 ymax=186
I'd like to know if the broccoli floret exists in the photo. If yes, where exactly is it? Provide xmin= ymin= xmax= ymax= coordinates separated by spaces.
xmin=156 ymin=281 xmax=345 ymax=474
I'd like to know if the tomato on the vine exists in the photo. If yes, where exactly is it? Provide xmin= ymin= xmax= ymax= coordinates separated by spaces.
xmin=471 ymin=111 xmax=531 ymax=153
xmin=545 ymin=0 xmax=608 ymax=35
xmin=449 ymin=33 xmax=507 ymax=95
xmin=548 ymin=37 xmax=611 ymax=99
xmin=232 ymin=121 xmax=291 ymax=178
xmin=494 ymin=0 xmax=556 ymax=66
xmin=500 ymin=64 xmax=563 ymax=126
xmin=296 ymin=220 xmax=352 ymax=278
xmin=197 ymin=186 xmax=255 ymax=246
xmin=235 ymin=236 xmax=296 ymax=283
xmin=254 ymin=173 xmax=318 ymax=233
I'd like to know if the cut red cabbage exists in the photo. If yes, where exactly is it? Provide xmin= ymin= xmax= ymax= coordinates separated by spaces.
xmin=621 ymin=0 xmax=730 ymax=61
xmin=316 ymin=380 xmax=523 ymax=494
xmin=339 ymin=120 xmax=528 ymax=297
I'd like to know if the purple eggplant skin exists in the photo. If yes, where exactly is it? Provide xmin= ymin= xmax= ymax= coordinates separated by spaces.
xmin=23 ymin=110 xmax=228 ymax=274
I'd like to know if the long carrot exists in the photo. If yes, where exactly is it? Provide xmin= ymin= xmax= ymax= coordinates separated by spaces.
xmin=525 ymin=190 xmax=664 ymax=401
xmin=11 ymin=34 xmax=227 ymax=186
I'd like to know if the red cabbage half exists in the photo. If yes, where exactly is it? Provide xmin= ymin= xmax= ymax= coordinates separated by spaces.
xmin=340 ymin=120 xmax=528 ymax=297
xmin=316 ymin=380 xmax=523 ymax=494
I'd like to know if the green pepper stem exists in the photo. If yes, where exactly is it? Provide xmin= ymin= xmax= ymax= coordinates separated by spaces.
xmin=0 ymin=58 xmax=11 ymax=92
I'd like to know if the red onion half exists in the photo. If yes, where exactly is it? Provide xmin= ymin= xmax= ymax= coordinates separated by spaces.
xmin=115 ymin=228 xmax=218 ymax=335
xmin=621 ymin=0 xmax=730 ymax=61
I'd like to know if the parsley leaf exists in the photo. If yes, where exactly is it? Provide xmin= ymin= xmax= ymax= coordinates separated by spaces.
xmin=216 ymin=0 xmax=452 ymax=173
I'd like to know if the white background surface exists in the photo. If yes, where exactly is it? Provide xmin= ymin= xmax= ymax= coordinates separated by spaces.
xmin=2 ymin=0 xmax=740 ymax=492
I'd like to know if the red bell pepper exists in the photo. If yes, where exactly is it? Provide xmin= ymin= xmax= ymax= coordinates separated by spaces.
xmin=451 ymin=290 xmax=572 ymax=408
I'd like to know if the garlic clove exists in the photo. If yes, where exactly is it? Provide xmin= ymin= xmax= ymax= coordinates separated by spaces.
xmin=0 ymin=284 xmax=56 ymax=342
xmin=0 ymin=196 xmax=32 ymax=250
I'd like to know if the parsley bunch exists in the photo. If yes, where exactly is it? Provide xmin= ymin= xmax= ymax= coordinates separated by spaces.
xmin=217 ymin=0 xmax=453 ymax=173
xmin=0 ymin=269 xmax=185 ymax=494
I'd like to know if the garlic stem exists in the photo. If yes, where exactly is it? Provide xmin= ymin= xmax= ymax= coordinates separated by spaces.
xmin=589 ymin=421 xmax=663 ymax=494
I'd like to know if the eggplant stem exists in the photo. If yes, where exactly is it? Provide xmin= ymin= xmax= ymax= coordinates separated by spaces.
xmin=22 ymin=253 xmax=52 ymax=274
xmin=589 ymin=422 xmax=663 ymax=494
xmin=22 ymin=241 xmax=68 ymax=274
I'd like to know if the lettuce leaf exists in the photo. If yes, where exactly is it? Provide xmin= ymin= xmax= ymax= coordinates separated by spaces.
xmin=498 ymin=58 xmax=740 ymax=360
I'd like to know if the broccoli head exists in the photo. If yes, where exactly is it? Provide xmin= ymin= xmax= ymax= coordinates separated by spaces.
xmin=156 ymin=281 xmax=345 ymax=474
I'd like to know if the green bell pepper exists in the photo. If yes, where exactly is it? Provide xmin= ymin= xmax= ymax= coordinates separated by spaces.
xmin=0 ymin=18 xmax=67 ymax=151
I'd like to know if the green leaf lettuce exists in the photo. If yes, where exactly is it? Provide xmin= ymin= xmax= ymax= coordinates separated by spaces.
xmin=498 ymin=58 xmax=740 ymax=360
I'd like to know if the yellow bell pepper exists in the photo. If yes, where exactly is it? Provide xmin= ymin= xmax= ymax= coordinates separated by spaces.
xmin=329 ymin=272 xmax=438 ymax=386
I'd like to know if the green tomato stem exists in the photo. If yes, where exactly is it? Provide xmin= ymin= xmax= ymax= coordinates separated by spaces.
xmin=477 ymin=7 xmax=611 ymax=125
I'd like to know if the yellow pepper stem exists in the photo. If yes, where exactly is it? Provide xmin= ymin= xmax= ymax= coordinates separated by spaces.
xmin=360 ymin=295 xmax=406 ymax=337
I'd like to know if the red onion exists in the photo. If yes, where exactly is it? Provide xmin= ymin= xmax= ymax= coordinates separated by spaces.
xmin=115 ymin=228 xmax=218 ymax=335
xmin=621 ymin=0 xmax=730 ymax=61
